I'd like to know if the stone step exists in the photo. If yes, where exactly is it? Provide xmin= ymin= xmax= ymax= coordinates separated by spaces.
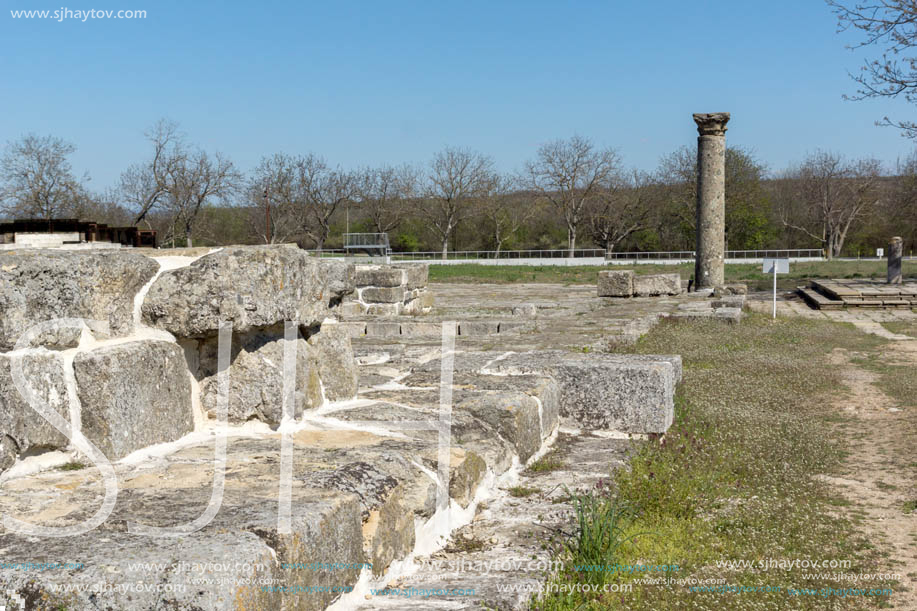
xmin=353 ymin=431 xmax=634 ymax=610
xmin=797 ymin=287 xmax=843 ymax=310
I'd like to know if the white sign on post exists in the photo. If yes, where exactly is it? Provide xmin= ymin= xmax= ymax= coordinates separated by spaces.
xmin=877 ymin=248 xmax=884 ymax=258
xmin=762 ymin=258 xmax=790 ymax=319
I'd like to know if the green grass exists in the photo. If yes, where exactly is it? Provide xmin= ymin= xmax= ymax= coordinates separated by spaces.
xmin=429 ymin=260 xmax=917 ymax=290
xmin=882 ymin=320 xmax=917 ymax=338
xmin=508 ymin=486 xmax=541 ymax=498
xmin=850 ymin=355 xmax=917 ymax=409
xmin=535 ymin=314 xmax=894 ymax=610
xmin=527 ymin=452 xmax=565 ymax=473
xmin=56 ymin=461 xmax=86 ymax=471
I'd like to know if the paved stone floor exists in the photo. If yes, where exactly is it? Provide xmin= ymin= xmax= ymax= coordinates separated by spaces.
xmin=746 ymin=291 xmax=917 ymax=339
xmin=350 ymin=282 xmax=721 ymax=352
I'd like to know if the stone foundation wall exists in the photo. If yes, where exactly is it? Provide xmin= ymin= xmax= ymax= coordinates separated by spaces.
xmin=340 ymin=263 xmax=434 ymax=316
xmin=0 ymin=246 xmax=358 ymax=474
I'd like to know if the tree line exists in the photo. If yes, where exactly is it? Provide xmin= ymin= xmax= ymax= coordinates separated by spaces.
xmin=1 ymin=120 xmax=914 ymax=258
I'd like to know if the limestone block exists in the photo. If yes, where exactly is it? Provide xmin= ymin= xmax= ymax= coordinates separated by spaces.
xmin=459 ymin=321 xmax=500 ymax=336
xmin=633 ymin=273 xmax=682 ymax=296
xmin=511 ymin=303 xmax=537 ymax=317
xmin=365 ymin=322 xmax=402 ymax=337
xmin=361 ymin=286 xmax=407 ymax=304
xmin=0 ymin=251 xmax=158 ymax=350
xmin=0 ymin=352 xmax=71 ymax=472
xmin=355 ymin=266 xmax=404 ymax=288
xmin=337 ymin=322 xmax=367 ymax=338
xmin=484 ymin=352 xmax=679 ymax=433
xmin=308 ymin=323 xmax=359 ymax=401
xmin=396 ymin=264 xmax=429 ymax=290
xmin=457 ymin=392 xmax=542 ymax=462
xmin=74 ymin=340 xmax=193 ymax=460
xmin=597 ymin=270 xmax=634 ymax=297
xmin=400 ymin=322 xmax=443 ymax=337
xmin=713 ymin=283 xmax=748 ymax=296
xmin=142 ymin=246 xmax=354 ymax=338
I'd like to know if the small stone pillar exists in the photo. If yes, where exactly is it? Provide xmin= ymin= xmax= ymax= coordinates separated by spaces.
xmin=693 ymin=112 xmax=730 ymax=289
xmin=888 ymin=236 xmax=903 ymax=284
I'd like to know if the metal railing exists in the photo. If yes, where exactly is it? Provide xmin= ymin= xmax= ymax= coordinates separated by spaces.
xmin=304 ymin=247 xmax=824 ymax=262
xmin=389 ymin=248 xmax=607 ymax=261
xmin=343 ymin=233 xmax=390 ymax=248
xmin=605 ymin=248 xmax=824 ymax=261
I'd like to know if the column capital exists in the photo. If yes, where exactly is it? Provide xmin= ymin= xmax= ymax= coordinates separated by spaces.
xmin=693 ymin=112 xmax=730 ymax=136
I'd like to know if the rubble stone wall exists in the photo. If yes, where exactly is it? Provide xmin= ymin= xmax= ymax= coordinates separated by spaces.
xmin=0 ymin=246 xmax=357 ymax=474
xmin=340 ymin=263 xmax=434 ymax=316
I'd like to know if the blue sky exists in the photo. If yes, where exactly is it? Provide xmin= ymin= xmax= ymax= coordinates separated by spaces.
xmin=2 ymin=0 xmax=915 ymax=190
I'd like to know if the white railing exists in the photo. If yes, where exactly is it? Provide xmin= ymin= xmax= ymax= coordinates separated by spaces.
xmin=606 ymin=249 xmax=823 ymax=261
xmin=305 ymin=247 xmax=824 ymax=264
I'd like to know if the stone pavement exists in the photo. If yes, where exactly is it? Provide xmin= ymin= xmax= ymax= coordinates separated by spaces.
xmin=746 ymin=292 xmax=917 ymax=340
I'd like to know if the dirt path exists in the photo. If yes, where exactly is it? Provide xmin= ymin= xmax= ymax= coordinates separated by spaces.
xmin=824 ymin=341 xmax=917 ymax=609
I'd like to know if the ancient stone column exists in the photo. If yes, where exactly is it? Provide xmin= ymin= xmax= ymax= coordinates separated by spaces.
xmin=888 ymin=236 xmax=903 ymax=284
xmin=693 ymin=112 xmax=730 ymax=289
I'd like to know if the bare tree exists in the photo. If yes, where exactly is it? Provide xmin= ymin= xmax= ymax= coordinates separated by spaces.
xmin=248 ymin=153 xmax=305 ymax=244
xmin=657 ymin=145 xmax=772 ymax=249
xmin=780 ymin=151 xmax=883 ymax=258
xmin=120 ymin=120 xmax=184 ymax=225
xmin=354 ymin=164 xmax=419 ymax=234
xmin=525 ymin=135 xmax=619 ymax=257
xmin=296 ymin=154 xmax=355 ymax=251
xmin=586 ymin=170 xmax=657 ymax=252
xmin=478 ymin=174 xmax=533 ymax=256
xmin=0 ymin=134 xmax=84 ymax=219
xmin=162 ymin=151 xmax=240 ymax=248
xmin=422 ymin=147 xmax=494 ymax=259
xmin=829 ymin=0 xmax=917 ymax=137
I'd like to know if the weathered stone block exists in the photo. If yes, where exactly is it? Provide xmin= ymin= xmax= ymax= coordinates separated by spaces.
xmin=714 ymin=307 xmax=743 ymax=323
xmin=141 ymin=246 xmax=354 ymax=338
xmin=0 ymin=251 xmax=158 ymax=350
xmin=456 ymin=392 xmax=542 ymax=462
xmin=498 ymin=321 xmax=530 ymax=334
xmin=714 ymin=283 xmax=748 ymax=296
xmin=396 ymin=263 xmax=429 ymax=289
xmin=597 ymin=270 xmax=634 ymax=297
xmin=365 ymin=322 xmax=402 ymax=337
xmin=633 ymin=273 xmax=682 ymax=296
xmin=0 ymin=352 xmax=71 ymax=472
xmin=511 ymin=303 xmax=537 ymax=317
xmin=198 ymin=333 xmax=321 ymax=427
xmin=711 ymin=295 xmax=745 ymax=309
xmin=459 ymin=321 xmax=500 ymax=336
xmin=486 ymin=352 xmax=678 ymax=433
xmin=355 ymin=266 xmax=404 ymax=288
xmin=337 ymin=321 xmax=367 ymax=338
xmin=400 ymin=322 xmax=444 ymax=337
xmin=337 ymin=301 xmax=365 ymax=317
xmin=308 ymin=323 xmax=358 ymax=401
xmin=0 ymin=439 xmax=366 ymax=611
xmin=74 ymin=340 xmax=193 ymax=460
xmin=361 ymin=286 xmax=407 ymax=304
xmin=365 ymin=303 xmax=402 ymax=316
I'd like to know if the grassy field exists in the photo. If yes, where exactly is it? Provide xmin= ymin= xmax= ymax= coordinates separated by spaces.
xmin=534 ymin=314 xmax=895 ymax=610
xmin=428 ymin=260 xmax=917 ymax=291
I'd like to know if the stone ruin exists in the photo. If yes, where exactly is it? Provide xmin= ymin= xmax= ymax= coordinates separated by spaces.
xmin=340 ymin=264 xmax=434 ymax=317
xmin=0 ymin=245 xmax=681 ymax=610
xmin=798 ymin=237 xmax=914 ymax=310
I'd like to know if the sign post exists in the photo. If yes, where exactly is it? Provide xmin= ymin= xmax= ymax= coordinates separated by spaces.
xmin=762 ymin=258 xmax=789 ymax=319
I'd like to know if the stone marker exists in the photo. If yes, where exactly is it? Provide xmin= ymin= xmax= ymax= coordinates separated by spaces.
xmin=597 ymin=269 xmax=634 ymax=297
xmin=888 ymin=236 xmax=903 ymax=284
xmin=693 ymin=112 xmax=730 ymax=289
